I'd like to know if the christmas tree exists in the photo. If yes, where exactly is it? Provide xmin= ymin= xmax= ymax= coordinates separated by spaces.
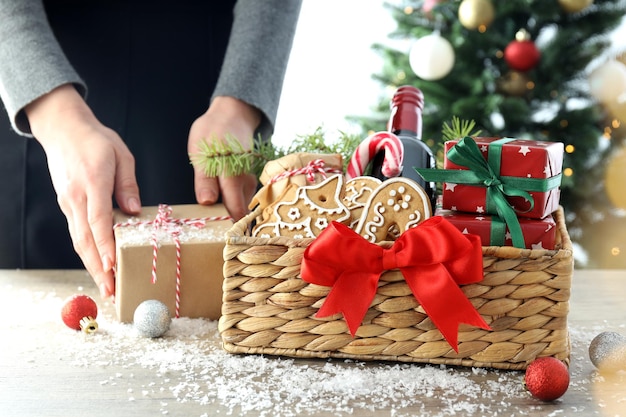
xmin=358 ymin=0 xmax=626 ymax=267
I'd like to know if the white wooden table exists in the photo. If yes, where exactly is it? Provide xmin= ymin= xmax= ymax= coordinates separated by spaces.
xmin=0 ymin=269 xmax=625 ymax=417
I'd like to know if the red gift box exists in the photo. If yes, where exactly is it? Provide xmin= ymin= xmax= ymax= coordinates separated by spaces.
xmin=436 ymin=209 xmax=557 ymax=250
xmin=442 ymin=137 xmax=563 ymax=219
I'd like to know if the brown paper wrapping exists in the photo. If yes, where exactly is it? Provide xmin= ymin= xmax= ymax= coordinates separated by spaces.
xmin=249 ymin=152 xmax=343 ymax=210
xmin=113 ymin=204 xmax=233 ymax=323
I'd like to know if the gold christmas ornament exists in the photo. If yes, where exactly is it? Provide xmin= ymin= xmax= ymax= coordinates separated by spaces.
xmin=605 ymin=146 xmax=626 ymax=210
xmin=589 ymin=60 xmax=626 ymax=104
xmin=79 ymin=316 xmax=98 ymax=334
xmin=497 ymin=71 xmax=532 ymax=96
xmin=558 ymin=0 xmax=593 ymax=13
xmin=515 ymin=28 xmax=530 ymax=42
xmin=458 ymin=0 xmax=495 ymax=30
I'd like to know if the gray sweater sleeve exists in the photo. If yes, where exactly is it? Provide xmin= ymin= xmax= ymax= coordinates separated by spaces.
xmin=212 ymin=0 xmax=302 ymax=140
xmin=0 ymin=0 xmax=301 ymax=139
xmin=0 ymin=0 xmax=86 ymax=136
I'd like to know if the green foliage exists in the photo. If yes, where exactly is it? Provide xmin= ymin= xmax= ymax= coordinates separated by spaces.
xmin=281 ymin=127 xmax=363 ymax=170
xmin=191 ymin=127 xmax=363 ymax=178
xmin=191 ymin=134 xmax=267 ymax=178
xmin=442 ymin=116 xmax=482 ymax=141
xmin=359 ymin=0 xmax=626 ymax=267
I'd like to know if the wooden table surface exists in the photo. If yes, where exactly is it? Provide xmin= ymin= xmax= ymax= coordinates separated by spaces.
xmin=0 ymin=268 xmax=625 ymax=417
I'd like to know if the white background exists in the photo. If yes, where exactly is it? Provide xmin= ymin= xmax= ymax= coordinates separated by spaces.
xmin=273 ymin=1 xmax=397 ymax=148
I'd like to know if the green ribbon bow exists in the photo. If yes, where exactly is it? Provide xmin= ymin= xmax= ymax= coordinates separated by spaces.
xmin=416 ymin=137 xmax=561 ymax=248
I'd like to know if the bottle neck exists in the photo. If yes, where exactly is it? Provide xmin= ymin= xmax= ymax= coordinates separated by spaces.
xmin=387 ymin=86 xmax=423 ymax=140
xmin=392 ymin=128 xmax=421 ymax=138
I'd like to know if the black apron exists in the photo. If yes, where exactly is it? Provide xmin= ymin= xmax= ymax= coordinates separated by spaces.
xmin=0 ymin=0 xmax=236 ymax=268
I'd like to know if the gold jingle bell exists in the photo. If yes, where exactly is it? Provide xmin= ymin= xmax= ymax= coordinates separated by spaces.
xmin=79 ymin=316 xmax=98 ymax=334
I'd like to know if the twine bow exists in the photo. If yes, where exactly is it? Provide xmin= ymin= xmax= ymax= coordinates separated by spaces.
xmin=300 ymin=217 xmax=491 ymax=352
xmin=114 ymin=204 xmax=231 ymax=318
xmin=416 ymin=137 xmax=561 ymax=248
xmin=268 ymin=158 xmax=343 ymax=184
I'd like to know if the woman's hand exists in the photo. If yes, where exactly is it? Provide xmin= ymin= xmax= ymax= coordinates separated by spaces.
xmin=25 ymin=84 xmax=141 ymax=299
xmin=188 ymin=96 xmax=260 ymax=221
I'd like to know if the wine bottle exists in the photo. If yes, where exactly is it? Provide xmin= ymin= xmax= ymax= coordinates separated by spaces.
xmin=371 ymin=85 xmax=437 ymax=209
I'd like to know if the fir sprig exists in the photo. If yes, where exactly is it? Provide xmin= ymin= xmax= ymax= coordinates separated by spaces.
xmin=191 ymin=134 xmax=259 ymax=178
xmin=191 ymin=127 xmax=363 ymax=178
xmin=442 ymin=116 xmax=482 ymax=142
xmin=284 ymin=127 xmax=363 ymax=171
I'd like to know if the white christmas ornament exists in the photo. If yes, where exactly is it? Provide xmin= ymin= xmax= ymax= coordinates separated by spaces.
xmin=589 ymin=60 xmax=626 ymax=103
xmin=409 ymin=33 xmax=455 ymax=80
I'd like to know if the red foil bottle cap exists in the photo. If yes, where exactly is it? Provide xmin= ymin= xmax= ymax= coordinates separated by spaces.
xmin=388 ymin=85 xmax=424 ymax=138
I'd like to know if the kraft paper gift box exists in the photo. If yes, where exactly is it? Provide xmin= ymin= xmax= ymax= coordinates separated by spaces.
xmin=440 ymin=137 xmax=563 ymax=219
xmin=436 ymin=209 xmax=557 ymax=250
xmin=113 ymin=204 xmax=233 ymax=323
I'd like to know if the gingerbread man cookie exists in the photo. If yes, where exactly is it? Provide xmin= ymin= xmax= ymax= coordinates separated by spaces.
xmin=354 ymin=177 xmax=432 ymax=243
xmin=343 ymin=176 xmax=382 ymax=229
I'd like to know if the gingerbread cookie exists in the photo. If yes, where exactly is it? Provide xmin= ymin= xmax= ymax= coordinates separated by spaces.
xmin=249 ymin=153 xmax=343 ymax=211
xmin=252 ymin=174 xmax=351 ymax=239
xmin=354 ymin=177 xmax=432 ymax=243
xmin=251 ymin=182 xmax=299 ymax=237
xmin=343 ymin=176 xmax=382 ymax=229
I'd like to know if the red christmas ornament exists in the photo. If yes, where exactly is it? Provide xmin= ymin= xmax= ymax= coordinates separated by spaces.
xmin=504 ymin=29 xmax=541 ymax=72
xmin=61 ymin=294 xmax=99 ymax=333
xmin=524 ymin=357 xmax=570 ymax=401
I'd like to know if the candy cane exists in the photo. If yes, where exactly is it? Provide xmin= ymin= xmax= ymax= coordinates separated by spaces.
xmin=346 ymin=131 xmax=404 ymax=180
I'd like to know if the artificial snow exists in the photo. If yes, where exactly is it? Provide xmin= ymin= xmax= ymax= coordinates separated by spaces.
xmin=6 ymin=287 xmax=625 ymax=417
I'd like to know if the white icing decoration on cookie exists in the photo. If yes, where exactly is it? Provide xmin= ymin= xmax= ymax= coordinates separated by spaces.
xmin=361 ymin=201 xmax=386 ymax=242
xmin=405 ymin=210 xmax=423 ymax=230
xmin=344 ymin=177 xmax=383 ymax=229
xmin=344 ymin=182 xmax=377 ymax=207
xmin=355 ymin=177 xmax=432 ymax=243
xmin=288 ymin=207 xmax=301 ymax=221
xmin=252 ymin=222 xmax=278 ymax=238
xmin=260 ymin=174 xmax=350 ymax=238
xmin=276 ymin=218 xmax=316 ymax=238
xmin=314 ymin=218 xmax=329 ymax=230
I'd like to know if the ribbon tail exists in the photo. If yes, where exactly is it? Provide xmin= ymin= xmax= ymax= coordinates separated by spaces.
xmin=489 ymin=187 xmax=526 ymax=248
xmin=315 ymin=271 xmax=380 ymax=337
xmin=404 ymin=264 xmax=491 ymax=352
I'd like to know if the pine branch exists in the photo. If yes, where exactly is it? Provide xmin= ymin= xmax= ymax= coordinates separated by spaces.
xmin=191 ymin=127 xmax=364 ymax=178
xmin=442 ymin=116 xmax=482 ymax=142
xmin=190 ymin=134 xmax=276 ymax=178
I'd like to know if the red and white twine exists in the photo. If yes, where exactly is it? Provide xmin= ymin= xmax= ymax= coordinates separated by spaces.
xmin=268 ymin=158 xmax=343 ymax=184
xmin=113 ymin=204 xmax=231 ymax=318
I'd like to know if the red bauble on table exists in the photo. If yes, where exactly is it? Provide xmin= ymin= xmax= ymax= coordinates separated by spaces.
xmin=504 ymin=29 xmax=540 ymax=72
xmin=61 ymin=294 xmax=99 ymax=333
xmin=524 ymin=357 xmax=570 ymax=401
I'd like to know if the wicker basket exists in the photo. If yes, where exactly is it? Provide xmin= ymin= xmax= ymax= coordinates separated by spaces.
xmin=219 ymin=206 xmax=573 ymax=370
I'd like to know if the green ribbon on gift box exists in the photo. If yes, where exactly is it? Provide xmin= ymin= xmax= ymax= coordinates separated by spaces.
xmin=416 ymin=137 xmax=562 ymax=249
xmin=489 ymin=215 xmax=507 ymax=247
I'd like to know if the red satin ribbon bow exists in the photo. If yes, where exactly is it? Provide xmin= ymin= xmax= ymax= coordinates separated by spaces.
xmin=300 ymin=217 xmax=491 ymax=352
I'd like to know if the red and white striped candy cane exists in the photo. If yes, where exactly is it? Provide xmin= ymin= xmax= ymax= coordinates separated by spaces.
xmin=346 ymin=131 xmax=404 ymax=180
